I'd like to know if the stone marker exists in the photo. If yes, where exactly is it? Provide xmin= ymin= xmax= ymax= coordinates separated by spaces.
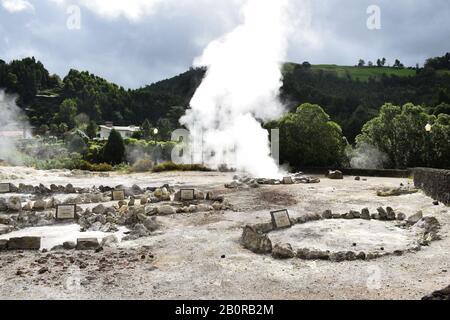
xmin=282 ymin=177 xmax=294 ymax=185
xmin=76 ymin=238 xmax=100 ymax=250
xmin=112 ymin=190 xmax=125 ymax=201
xmin=0 ymin=183 xmax=11 ymax=193
xmin=270 ymin=209 xmax=292 ymax=229
xmin=7 ymin=237 xmax=41 ymax=250
xmin=180 ymin=189 xmax=195 ymax=201
xmin=56 ymin=204 xmax=76 ymax=220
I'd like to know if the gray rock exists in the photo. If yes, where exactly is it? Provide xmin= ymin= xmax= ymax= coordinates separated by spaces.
xmin=361 ymin=208 xmax=371 ymax=220
xmin=33 ymin=199 xmax=47 ymax=211
xmin=377 ymin=207 xmax=388 ymax=220
xmin=7 ymin=237 xmax=41 ymax=250
xmin=307 ymin=250 xmax=330 ymax=260
xmin=350 ymin=210 xmax=361 ymax=219
xmin=386 ymin=207 xmax=396 ymax=220
xmin=0 ymin=239 xmax=7 ymax=250
xmin=241 ymin=226 xmax=272 ymax=254
xmin=396 ymin=212 xmax=406 ymax=221
xmin=7 ymin=196 xmax=22 ymax=212
xmin=329 ymin=251 xmax=347 ymax=262
xmin=143 ymin=217 xmax=159 ymax=232
xmin=157 ymin=205 xmax=176 ymax=216
xmin=76 ymin=238 xmax=100 ymax=250
xmin=101 ymin=235 xmax=118 ymax=247
xmin=63 ymin=241 xmax=76 ymax=250
xmin=92 ymin=204 xmax=107 ymax=215
xmin=408 ymin=211 xmax=423 ymax=225
xmin=327 ymin=170 xmax=343 ymax=180
xmin=322 ymin=210 xmax=333 ymax=219
xmin=297 ymin=248 xmax=310 ymax=259
xmin=356 ymin=252 xmax=366 ymax=260
xmin=0 ymin=214 xmax=11 ymax=225
xmin=345 ymin=251 xmax=357 ymax=261
xmin=65 ymin=184 xmax=76 ymax=194
xmin=272 ymin=243 xmax=295 ymax=259
xmin=0 ymin=224 xmax=13 ymax=235
xmin=0 ymin=199 xmax=7 ymax=211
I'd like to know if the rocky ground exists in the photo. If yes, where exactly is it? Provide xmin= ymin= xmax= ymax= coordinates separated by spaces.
xmin=0 ymin=166 xmax=449 ymax=300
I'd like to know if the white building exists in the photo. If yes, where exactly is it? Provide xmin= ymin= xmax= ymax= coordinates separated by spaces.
xmin=99 ymin=123 xmax=140 ymax=140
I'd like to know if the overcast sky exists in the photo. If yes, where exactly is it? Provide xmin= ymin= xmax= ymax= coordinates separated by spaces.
xmin=1 ymin=0 xmax=449 ymax=88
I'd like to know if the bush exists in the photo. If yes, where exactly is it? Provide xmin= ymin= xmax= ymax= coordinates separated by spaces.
xmin=130 ymin=158 xmax=154 ymax=173
xmin=152 ymin=162 xmax=212 ymax=173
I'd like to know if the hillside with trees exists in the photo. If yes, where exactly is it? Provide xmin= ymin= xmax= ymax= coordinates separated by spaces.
xmin=1 ymin=53 xmax=450 ymax=166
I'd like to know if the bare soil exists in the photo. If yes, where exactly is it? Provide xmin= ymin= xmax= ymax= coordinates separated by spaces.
xmin=0 ymin=167 xmax=449 ymax=300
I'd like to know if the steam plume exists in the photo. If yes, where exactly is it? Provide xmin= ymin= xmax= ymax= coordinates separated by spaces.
xmin=180 ymin=0 xmax=292 ymax=178
xmin=0 ymin=90 xmax=31 ymax=165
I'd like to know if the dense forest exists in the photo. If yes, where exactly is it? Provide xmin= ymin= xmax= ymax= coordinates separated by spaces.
xmin=1 ymin=53 xmax=450 ymax=144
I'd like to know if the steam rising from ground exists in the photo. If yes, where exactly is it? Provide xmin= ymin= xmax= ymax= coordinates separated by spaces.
xmin=180 ymin=0 xmax=293 ymax=178
xmin=0 ymin=90 xmax=30 ymax=165
xmin=349 ymin=143 xmax=388 ymax=169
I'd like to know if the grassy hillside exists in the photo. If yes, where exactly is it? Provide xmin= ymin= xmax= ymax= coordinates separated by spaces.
xmin=283 ymin=63 xmax=417 ymax=81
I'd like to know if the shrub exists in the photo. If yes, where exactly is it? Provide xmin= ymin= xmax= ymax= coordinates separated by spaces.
xmin=130 ymin=158 xmax=154 ymax=173
xmin=152 ymin=162 xmax=212 ymax=173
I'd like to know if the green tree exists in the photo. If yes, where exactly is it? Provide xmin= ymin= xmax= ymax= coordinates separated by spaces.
xmin=355 ymin=103 xmax=441 ymax=168
xmin=102 ymin=129 xmax=125 ymax=165
xmin=274 ymin=103 xmax=347 ymax=168
xmin=56 ymin=99 xmax=78 ymax=128
xmin=86 ymin=121 xmax=98 ymax=139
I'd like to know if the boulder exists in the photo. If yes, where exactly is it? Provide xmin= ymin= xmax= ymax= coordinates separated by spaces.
xmin=63 ymin=241 xmax=76 ymax=250
xmin=7 ymin=237 xmax=41 ymax=250
xmin=76 ymin=238 xmax=100 ymax=250
xmin=407 ymin=211 xmax=423 ymax=225
xmin=7 ymin=196 xmax=22 ymax=212
xmin=140 ymin=197 xmax=149 ymax=205
xmin=272 ymin=243 xmax=295 ymax=259
xmin=241 ymin=226 xmax=272 ymax=254
xmin=327 ymin=170 xmax=343 ymax=180
xmin=157 ymin=205 xmax=176 ymax=216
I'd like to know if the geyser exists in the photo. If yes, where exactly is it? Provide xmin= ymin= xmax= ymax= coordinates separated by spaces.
xmin=180 ymin=0 xmax=292 ymax=178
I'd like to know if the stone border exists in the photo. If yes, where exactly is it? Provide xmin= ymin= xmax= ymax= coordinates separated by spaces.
xmin=241 ymin=207 xmax=441 ymax=262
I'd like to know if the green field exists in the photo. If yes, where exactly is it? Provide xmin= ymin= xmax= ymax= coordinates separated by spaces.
xmin=283 ymin=63 xmax=417 ymax=82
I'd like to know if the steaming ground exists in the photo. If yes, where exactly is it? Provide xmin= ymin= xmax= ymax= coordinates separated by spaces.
xmin=1 ymin=167 xmax=449 ymax=300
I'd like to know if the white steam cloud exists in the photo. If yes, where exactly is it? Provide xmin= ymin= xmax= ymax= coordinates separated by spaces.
xmin=349 ymin=143 xmax=388 ymax=169
xmin=180 ymin=0 xmax=293 ymax=178
xmin=0 ymin=90 xmax=31 ymax=165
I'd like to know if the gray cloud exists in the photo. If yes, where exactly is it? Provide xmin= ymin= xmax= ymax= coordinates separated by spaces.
xmin=0 ymin=0 xmax=449 ymax=88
